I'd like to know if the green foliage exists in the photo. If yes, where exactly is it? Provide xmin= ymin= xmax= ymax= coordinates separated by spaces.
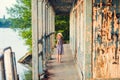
xmin=24 ymin=70 xmax=32 ymax=80
xmin=7 ymin=0 xmax=32 ymax=52
xmin=55 ymin=15 xmax=69 ymax=43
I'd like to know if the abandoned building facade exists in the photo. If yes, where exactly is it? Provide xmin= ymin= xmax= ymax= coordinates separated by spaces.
xmin=32 ymin=0 xmax=120 ymax=80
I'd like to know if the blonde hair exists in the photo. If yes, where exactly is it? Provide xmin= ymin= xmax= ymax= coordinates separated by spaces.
xmin=57 ymin=33 xmax=63 ymax=37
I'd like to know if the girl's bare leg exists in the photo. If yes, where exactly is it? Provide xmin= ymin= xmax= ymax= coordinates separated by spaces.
xmin=59 ymin=55 xmax=62 ymax=63
xmin=56 ymin=54 xmax=59 ymax=62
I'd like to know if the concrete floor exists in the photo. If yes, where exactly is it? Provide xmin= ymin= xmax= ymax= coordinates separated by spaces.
xmin=45 ymin=44 xmax=80 ymax=80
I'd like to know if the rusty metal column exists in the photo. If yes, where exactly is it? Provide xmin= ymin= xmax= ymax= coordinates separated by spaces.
xmin=32 ymin=0 xmax=39 ymax=79
xmin=38 ymin=0 xmax=43 ymax=76
xmin=84 ymin=0 xmax=92 ymax=79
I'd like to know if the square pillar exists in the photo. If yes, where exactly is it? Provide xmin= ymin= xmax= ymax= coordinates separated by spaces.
xmin=84 ymin=0 xmax=92 ymax=79
xmin=32 ymin=0 xmax=39 ymax=79
xmin=42 ymin=0 xmax=46 ymax=63
xmin=38 ymin=0 xmax=43 ymax=76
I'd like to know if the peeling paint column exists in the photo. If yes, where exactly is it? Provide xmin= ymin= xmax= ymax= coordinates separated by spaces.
xmin=73 ymin=10 xmax=76 ymax=55
xmin=50 ymin=6 xmax=52 ymax=57
xmin=70 ymin=10 xmax=74 ymax=54
xmin=47 ymin=5 xmax=51 ymax=59
xmin=70 ymin=10 xmax=74 ymax=52
xmin=42 ymin=0 xmax=47 ymax=70
xmin=52 ymin=9 xmax=55 ymax=49
xmin=71 ymin=10 xmax=73 ymax=53
xmin=51 ymin=8 xmax=55 ymax=50
xmin=70 ymin=12 xmax=71 ymax=48
xmin=84 ymin=0 xmax=92 ymax=79
xmin=49 ymin=6 xmax=52 ymax=56
xmin=49 ymin=6 xmax=55 ymax=56
xmin=38 ymin=0 xmax=43 ymax=76
xmin=73 ymin=10 xmax=75 ymax=54
xmin=32 ymin=0 xmax=39 ymax=79
xmin=45 ymin=3 xmax=48 ymax=60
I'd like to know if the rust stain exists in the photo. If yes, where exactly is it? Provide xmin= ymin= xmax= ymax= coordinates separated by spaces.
xmin=93 ymin=0 xmax=120 ymax=79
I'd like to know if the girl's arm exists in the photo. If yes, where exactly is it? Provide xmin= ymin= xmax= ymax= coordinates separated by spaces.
xmin=56 ymin=40 xmax=59 ymax=46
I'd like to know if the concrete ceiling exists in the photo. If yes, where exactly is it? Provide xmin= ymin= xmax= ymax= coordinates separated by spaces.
xmin=49 ymin=0 xmax=77 ymax=15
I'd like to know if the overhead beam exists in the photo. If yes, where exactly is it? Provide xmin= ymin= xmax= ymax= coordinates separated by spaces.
xmin=48 ymin=0 xmax=74 ymax=15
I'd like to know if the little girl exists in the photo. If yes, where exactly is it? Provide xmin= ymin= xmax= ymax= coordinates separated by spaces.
xmin=56 ymin=33 xmax=64 ymax=63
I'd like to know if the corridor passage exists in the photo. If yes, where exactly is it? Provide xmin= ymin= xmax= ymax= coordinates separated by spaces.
xmin=46 ymin=44 xmax=80 ymax=80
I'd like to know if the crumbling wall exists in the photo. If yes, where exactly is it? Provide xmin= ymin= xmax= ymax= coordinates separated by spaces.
xmin=92 ymin=0 xmax=120 ymax=79
xmin=70 ymin=0 xmax=93 ymax=79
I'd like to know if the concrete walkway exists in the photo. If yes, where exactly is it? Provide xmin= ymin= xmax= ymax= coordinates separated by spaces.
xmin=45 ymin=44 xmax=80 ymax=80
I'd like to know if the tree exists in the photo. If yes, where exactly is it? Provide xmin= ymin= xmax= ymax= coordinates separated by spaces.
xmin=7 ymin=0 xmax=32 ymax=52
xmin=55 ymin=15 xmax=69 ymax=43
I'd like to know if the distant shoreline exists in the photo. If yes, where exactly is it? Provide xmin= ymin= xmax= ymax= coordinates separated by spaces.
xmin=0 ymin=26 xmax=10 ymax=28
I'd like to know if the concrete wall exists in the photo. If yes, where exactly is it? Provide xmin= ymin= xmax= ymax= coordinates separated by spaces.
xmin=70 ymin=0 xmax=92 ymax=79
xmin=70 ymin=0 xmax=120 ymax=80
xmin=92 ymin=0 xmax=120 ymax=79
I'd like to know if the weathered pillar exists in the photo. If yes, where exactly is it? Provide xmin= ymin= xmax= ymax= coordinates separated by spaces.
xmin=49 ymin=6 xmax=53 ymax=56
xmin=49 ymin=6 xmax=55 ymax=58
xmin=45 ymin=3 xmax=48 ymax=59
xmin=32 ymin=0 xmax=39 ymax=79
xmin=47 ymin=5 xmax=50 ymax=59
xmin=51 ymin=9 xmax=55 ymax=49
xmin=70 ymin=12 xmax=71 ymax=48
xmin=50 ymin=7 xmax=54 ymax=51
xmin=84 ymin=0 xmax=92 ymax=79
xmin=70 ymin=10 xmax=74 ymax=50
xmin=73 ymin=10 xmax=76 ymax=54
xmin=42 ymin=0 xmax=47 ymax=70
xmin=12 ymin=52 xmax=18 ymax=80
xmin=38 ymin=0 xmax=44 ymax=76
xmin=0 ymin=51 xmax=5 ymax=80
xmin=4 ymin=47 xmax=16 ymax=80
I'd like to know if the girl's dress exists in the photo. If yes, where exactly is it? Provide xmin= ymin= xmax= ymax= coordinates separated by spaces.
xmin=56 ymin=38 xmax=64 ymax=54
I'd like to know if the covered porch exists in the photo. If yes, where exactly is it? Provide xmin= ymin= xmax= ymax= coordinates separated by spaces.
xmin=32 ymin=0 xmax=120 ymax=80
xmin=32 ymin=0 xmax=92 ymax=80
